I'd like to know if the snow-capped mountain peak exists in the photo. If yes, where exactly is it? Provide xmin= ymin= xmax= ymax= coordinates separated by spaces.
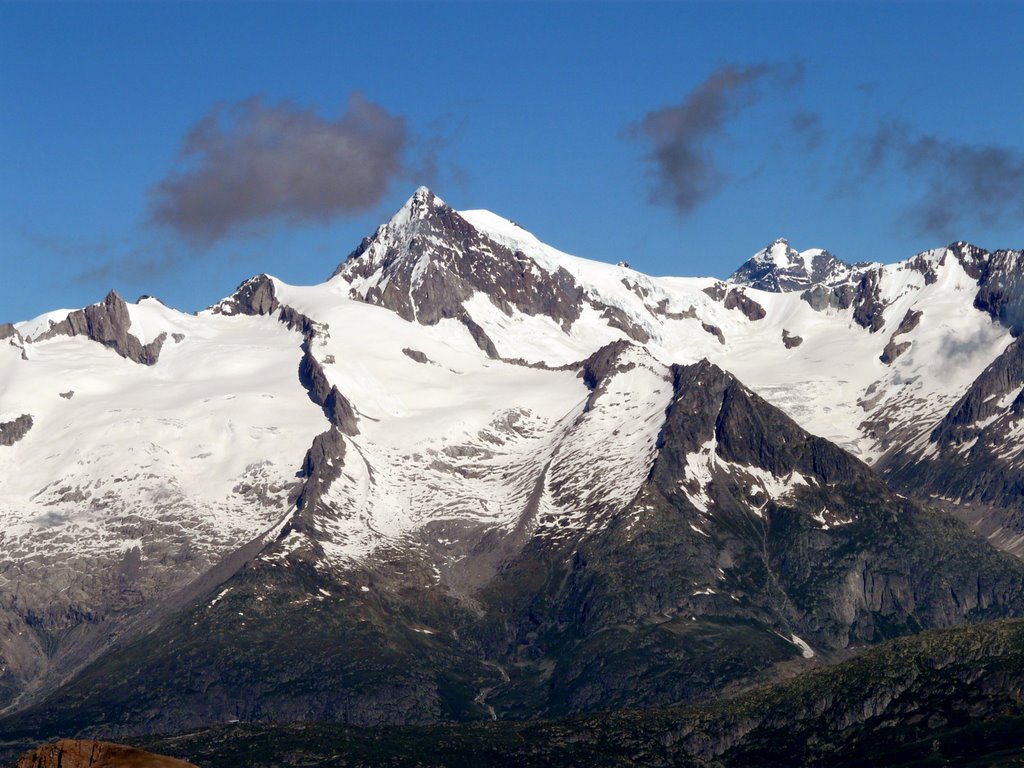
xmin=729 ymin=238 xmax=863 ymax=292
xmin=5 ymin=186 xmax=1024 ymax=733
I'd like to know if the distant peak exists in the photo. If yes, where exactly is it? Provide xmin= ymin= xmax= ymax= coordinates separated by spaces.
xmin=102 ymin=288 xmax=125 ymax=305
xmin=401 ymin=186 xmax=446 ymax=220
xmin=730 ymin=239 xmax=855 ymax=293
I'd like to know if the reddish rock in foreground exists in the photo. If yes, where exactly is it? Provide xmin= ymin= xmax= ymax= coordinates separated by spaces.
xmin=15 ymin=740 xmax=198 ymax=768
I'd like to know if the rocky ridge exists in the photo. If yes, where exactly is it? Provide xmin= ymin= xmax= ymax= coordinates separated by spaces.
xmin=29 ymin=290 xmax=166 ymax=365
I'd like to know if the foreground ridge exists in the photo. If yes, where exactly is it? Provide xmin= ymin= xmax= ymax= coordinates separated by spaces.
xmin=128 ymin=619 xmax=1024 ymax=767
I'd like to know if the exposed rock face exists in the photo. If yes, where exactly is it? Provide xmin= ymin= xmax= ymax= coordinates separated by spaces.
xmin=879 ymin=308 xmax=922 ymax=364
xmin=701 ymin=322 xmax=725 ymax=344
xmin=930 ymin=337 xmax=1024 ymax=449
xmin=32 ymin=291 xmax=166 ymax=365
xmin=334 ymin=188 xmax=585 ymax=330
xmin=0 ymin=322 xmax=20 ymax=341
xmin=457 ymin=310 xmax=499 ymax=358
xmin=293 ymin=426 xmax=346 ymax=525
xmin=702 ymin=282 xmax=728 ymax=301
xmin=647 ymin=361 xmax=1024 ymax=645
xmin=971 ymin=247 xmax=1024 ymax=334
xmin=781 ymin=329 xmax=802 ymax=348
xmin=851 ymin=268 xmax=886 ymax=331
xmin=729 ymin=238 xmax=861 ymax=292
xmin=894 ymin=307 xmax=922 ymax=336
xmin=208 ymin=281 xmax=360 ymax=438
xmin=469 ymin=359 xmax=1024 ymax=717
xmin=595 ymin=303 xmax=651 ymax=342
xmin=882 ymin=336 xmax=1024 ymax=540
xmin=16 ymin=739 xmax=198 ymax=768
xmin=801 ymin=282 xmax=857 ymax=312
xmin=722 ymin=288 xmax=766 ymax=321
xmin=298 ymin=346 xmax=359 ymax=436
xmin=332 ymin=188 xmax=666 ymax=349
xmin=879 ymin=340 xmax=910 ymax=365
xmin=0 ymin=414 xmax=33 ymax=446
xmin=578 ymin=340 xmax=636 ymax=411
xmin=212 ymin=274 xmax=280 ymax=317
xmin=402 ymin=348 xmax=429 ymax=364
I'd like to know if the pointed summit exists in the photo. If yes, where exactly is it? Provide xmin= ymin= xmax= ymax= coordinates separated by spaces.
xmin=729 ymin=239 xmax=857 ymax=292
xmin=393 ymin=186 xmax=447 ymax=225
xmin=330 ymin=188 xmax=586 ymax=336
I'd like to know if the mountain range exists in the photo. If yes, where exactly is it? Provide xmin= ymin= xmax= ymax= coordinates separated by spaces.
xmin=3 ymin=187 xmax=1024 ymax=762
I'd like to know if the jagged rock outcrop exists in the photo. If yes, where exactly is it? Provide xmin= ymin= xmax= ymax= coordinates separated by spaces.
xmin=0 ymin=323 xmax=20 ymax=341
xmin=578 ymin=340 xmax=636 ymax=411
xmin=211 ymin=279 xmax=360 ymax=436
xmin=15 ymin=739 xmax=197 ymax=768
xmin=212 ymin=274 xmax=280 ymax=317
xmin=701 ymin=322 xmax=725 ymax=344
xmin=298 ymin=348 xmax=359 ymax=435
xmin=0 ymin=414 xmax=33 ymax=446
xmin=879 ymin=308 xmax=922 ymax=364
xmin=702 ymin=282 xmax=727 ymax=301
xmin=781 ymin=329 xmax=802 ymax=348
xmin=294 ymin=426 xmax=346 ymax=515
xmin=723 ymin=288 xmax=766 ymax=321
xmin=851 ymin=269 xmax=886 ymax=332
xmin=32 ymin=291 xmax=166 ymax=365
xmin=402 ymin=348 xmax=429 ymax=364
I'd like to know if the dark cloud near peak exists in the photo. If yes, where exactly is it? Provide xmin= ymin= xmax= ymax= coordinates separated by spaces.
xmin=631 ymin=61 xmax=806 ymax=215
xmin=150 ymin=92 xmax=408 ymax=245
xmin=863 ymin=119 xmax=1024 ymax=239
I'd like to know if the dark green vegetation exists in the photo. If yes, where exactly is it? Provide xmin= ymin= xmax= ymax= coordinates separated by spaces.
xmin=121 ymin=619 xmax=1024 ymax=767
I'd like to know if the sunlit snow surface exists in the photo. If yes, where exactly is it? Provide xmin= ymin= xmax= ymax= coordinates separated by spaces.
xmin=0 ymin=302 xmax=327 ymax=616
xmin=460 ymin=208 xmax=1013 ymax=461
xmin=0 ymin=198 xmax=1016 ymax=581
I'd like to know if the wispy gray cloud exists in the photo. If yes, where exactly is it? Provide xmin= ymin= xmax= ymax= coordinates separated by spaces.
xmin=73 ymin=243 xmax=180 ymax=286
xmin=790 ymin=110 xmax=823 ymax=151
xmin=149 ymin=92 xmax=408 ymax=245
xmin=630 ymin=62 xmax=806 ymax=214
xmin=863 ymin=120 xmax=1024 ymax=239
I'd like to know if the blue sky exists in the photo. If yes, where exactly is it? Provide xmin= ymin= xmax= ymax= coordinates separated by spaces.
xmin=3 ymin=2 xmax=1024 ymax=322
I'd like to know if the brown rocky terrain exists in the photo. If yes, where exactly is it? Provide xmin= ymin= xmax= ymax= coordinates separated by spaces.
xmin=15 ymin=740 xmax=198 ymax=768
